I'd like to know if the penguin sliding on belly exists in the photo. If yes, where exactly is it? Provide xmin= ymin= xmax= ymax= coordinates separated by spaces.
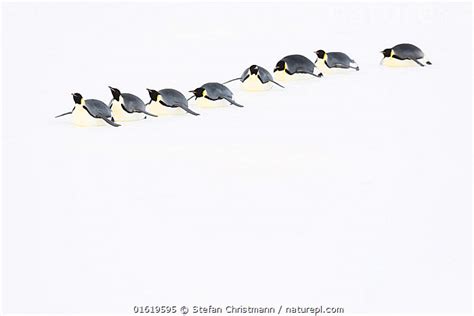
xmin=314 ymin=50 xmax=359 ymax=75
xmin=108 ymin=86 xmax=157 ymax=122
xmin=273 ymin=54 xmax=323 ymax=81
xmin=223 ymin=64 xmax=285 ymax=91
xmin=189 ymin=82 xmax=244 ymax=108
xmin=381 ymin=43 xmax=432 ymax=67
xmin=55 ymin=93 xmax=120 ymax=127
xmin=146 ymin=88 xmax=200 ymax=116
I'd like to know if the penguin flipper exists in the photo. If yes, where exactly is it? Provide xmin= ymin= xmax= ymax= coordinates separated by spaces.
xmin=55 ymin=111 xmax=72 ymax=118
xmin=101 ymin=117 xmax=121 ymax=127
xmin=222 ymin=78 xmax=241 ymax=84
xmin=223 ymin=96 xmax=244 ymax=107
xmin=269 ymin=80 xmax=285 ymax=88
xmin=412 ymin=59 xmax=425 ymax=67
xmin=175 ymin=104 xmax=200 ymax=116
xmin=142 ymin=110 xmax=158 ymax=117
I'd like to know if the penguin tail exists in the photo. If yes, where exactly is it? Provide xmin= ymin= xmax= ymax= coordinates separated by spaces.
xmin=223 ymin=96 xmax=244 ymax=108
xmin=175 ymin=104 xmax=200 ymax=116
xmin=102 ymin=117 xmax=121 ymax=127
xmin=142 ymin=110 xmax=158 ymax=117
xmin=55 ymin=111 xmax=72 ymax=118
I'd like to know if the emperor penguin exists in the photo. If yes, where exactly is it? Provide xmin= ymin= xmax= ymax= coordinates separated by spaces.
xmin=314 ymin=50 xmax=359 ymax=75
xmin=108 ymin=86 xmax=157 ymax=122
xmin=223 ymin=64 xmax=285 ymax=91
xmin=381 ymin=43 xmax=432 ymax=67
xmin=146 ymin=88 xmax=200 ymax=116
xmin=189 ymin=82 xmax=243 ymax=108
xmin=55 ymin=93 xmax=120 ymax=127
xmin=273 ymin=54 xmax=323 ymax=81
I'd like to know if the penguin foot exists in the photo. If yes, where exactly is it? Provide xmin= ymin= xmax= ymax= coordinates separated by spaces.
xmin=426 ymin=61 xmax=432 ymax=65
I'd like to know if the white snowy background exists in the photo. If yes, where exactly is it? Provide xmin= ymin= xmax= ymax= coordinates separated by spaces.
xmin=2 ymin=1 xmax=472 ymax=314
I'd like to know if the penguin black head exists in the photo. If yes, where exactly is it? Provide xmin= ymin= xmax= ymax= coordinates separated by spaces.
xmin=147 ymin=88 xmax=160 ymax=102
xmin=315 ymin=50 xmax=326 ymax=59
xmin=274 ymin=60 xmax=285 ymax=72
xmin=381 ymin=48 xmax=392 ymax=58
xmin=72 ymin=93 xmax=83 ymax=104
xmin=190 ymin=87 xmax=205 ymax=98
xmin=249 ymin=65 xmax=259 ymax=75
xmin=108 ymin=86 xmax=122 ymax=101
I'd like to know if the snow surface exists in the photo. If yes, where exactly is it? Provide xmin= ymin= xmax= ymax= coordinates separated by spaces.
xmin=2 ymin=2 xmax=472 ymax=314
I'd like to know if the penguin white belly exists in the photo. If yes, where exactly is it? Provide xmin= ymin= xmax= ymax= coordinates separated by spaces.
xmin=382 ymin=57 xmax=418 ymax=68
xmin=273 ymin=70 xmax=313 ymax=82
xmin=72 ymin=106 xmax=105 ymax=127
xmin=110 ymin=101 xmax=145 ymax=122
xmin=241 ymin=75 xmax=272 ymax=91
xmin=147 ymin=101 xmax=184 ymax=116
xmin=196 ymin=97 xmax=227 ymax=108
xmin=316 ymin=60 xmax=352 ymax=75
